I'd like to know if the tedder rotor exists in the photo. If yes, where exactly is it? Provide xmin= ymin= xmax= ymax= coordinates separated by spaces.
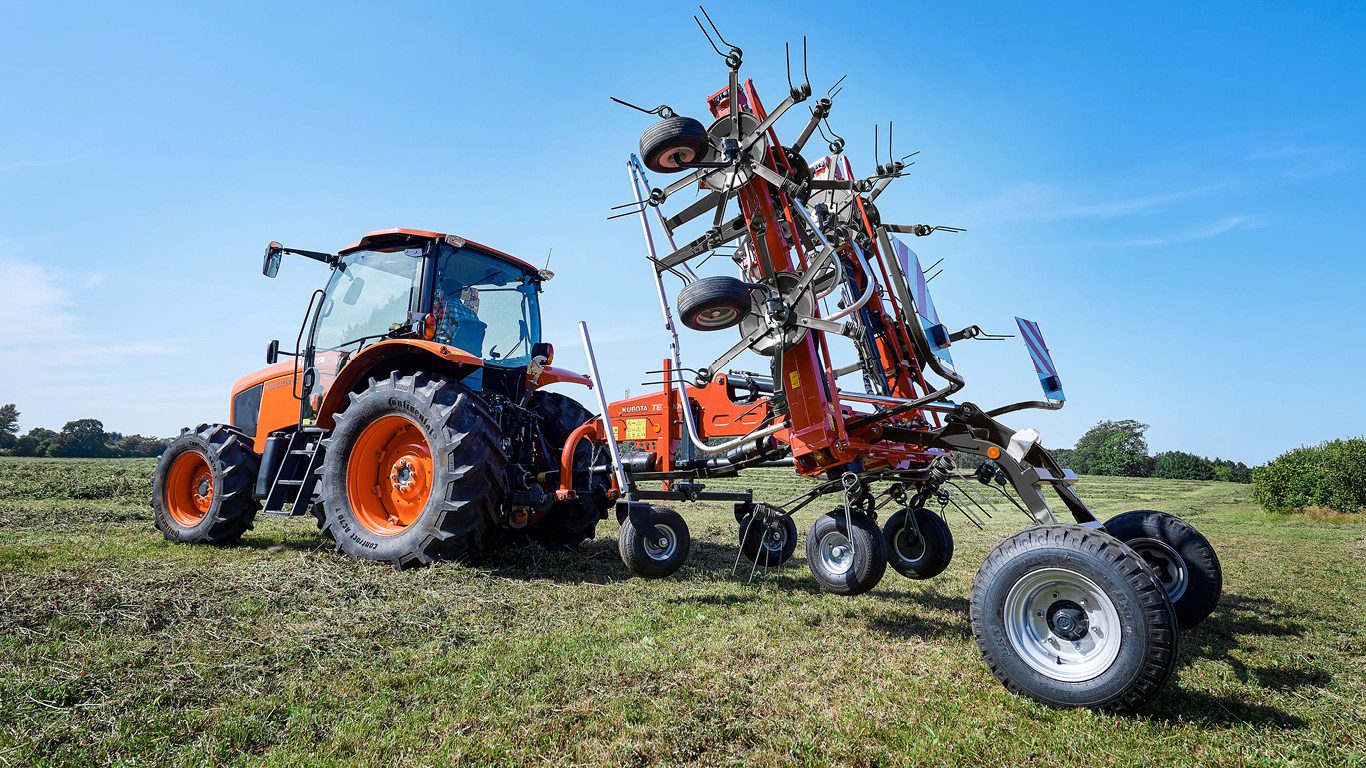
xmin=572 ymin=11 xmax=1224 ymax=712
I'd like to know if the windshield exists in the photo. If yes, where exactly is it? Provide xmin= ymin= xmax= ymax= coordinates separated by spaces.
xmin=312 ymin=247 xmax=423 ymax=351
xmin=432 ymin=244 xmax=541 ymax=367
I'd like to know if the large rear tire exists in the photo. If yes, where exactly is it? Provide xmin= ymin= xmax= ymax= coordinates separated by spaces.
xmin=152 ymin=424 xmax=259 ymax=544
xmin=970 ymin=525 xmax=1179 ymax=713
xmin=313 ymin=371 xmax=506 ymax=568
xmin=525 ymin=391 xmax=607 ymax=550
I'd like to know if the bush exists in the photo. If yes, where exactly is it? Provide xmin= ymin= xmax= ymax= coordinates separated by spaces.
xmin=1252 ymin=439 xmax=1365 ymax=514
xmin=1154 ymin=451 xmax=1216 ymax=481
xmin=1321 ymin=439 xmax=1366 ymax=514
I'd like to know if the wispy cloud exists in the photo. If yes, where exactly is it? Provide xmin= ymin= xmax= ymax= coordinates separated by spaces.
xmin=0 ymin=255 xmax=173 ymax=358
xmin=961 ymin=181 xmax=1229 ymax=227
xmin=1113 ymin=215 xmax=1257 ymax=248
xmin=1246 ymin=144 xmax=1350 ymax=179
xmin=0 ymin=148 xmax=93 ymax=174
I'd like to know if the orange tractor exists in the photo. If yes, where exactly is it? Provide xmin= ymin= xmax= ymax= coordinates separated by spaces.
xmin=152 ymin=228 xmax=617 ymax=566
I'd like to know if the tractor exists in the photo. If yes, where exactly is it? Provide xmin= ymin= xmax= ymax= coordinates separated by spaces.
xmin=151 ymin=228 xmax=616 ymax=567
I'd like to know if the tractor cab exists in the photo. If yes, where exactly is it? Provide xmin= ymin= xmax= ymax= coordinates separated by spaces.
xmin=302 ymin=229 xmax=545 ymax=411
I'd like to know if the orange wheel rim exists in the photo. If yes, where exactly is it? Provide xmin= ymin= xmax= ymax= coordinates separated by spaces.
xmin=166 ymin=451 xmax=213 ymax=526
xmin=346 ymin=415 xmax=434 ymax=536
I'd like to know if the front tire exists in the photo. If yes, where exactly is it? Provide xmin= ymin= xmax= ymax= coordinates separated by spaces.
xmin=970 ymin=525 xmax=1179 ymax=713
xmin=152 ymin=424 xmax=259 ymax=544
xmin=313 ymin=371 xmax=506 ymax=568
xmin=1104 ymin=510 xmax=1222 ymax=629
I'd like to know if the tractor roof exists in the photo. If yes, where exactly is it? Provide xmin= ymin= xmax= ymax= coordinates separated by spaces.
xmin=339 ymin=228 xmax=538 ymax=273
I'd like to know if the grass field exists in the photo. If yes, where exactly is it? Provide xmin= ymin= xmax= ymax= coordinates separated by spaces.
xmin=1 ymin=457 xmax=1363 ymax=767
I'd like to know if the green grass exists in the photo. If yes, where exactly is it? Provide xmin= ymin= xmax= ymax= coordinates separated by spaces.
xmin=1 ymin=458 xmax=1363 ymax=767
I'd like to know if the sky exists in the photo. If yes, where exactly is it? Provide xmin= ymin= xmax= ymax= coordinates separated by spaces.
xmin=1 ymin=1 xmax=1363 ymax=465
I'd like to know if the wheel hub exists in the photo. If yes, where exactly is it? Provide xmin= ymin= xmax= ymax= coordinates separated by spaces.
xmin=346 ymin=415 xmax=434 ymax=536
xmin=1047 ymin=600 xmax=1089 ymax=641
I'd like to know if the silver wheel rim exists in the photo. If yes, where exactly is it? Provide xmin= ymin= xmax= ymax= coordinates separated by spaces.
xmin=817 ymin=531 xmax=854 ymax=576
xmin=643 ymin=523 xmax=677 ymax=561
xmin=1127 ymin=537 xmax=1189 ymax=603
xmin=1003 ymin=567 xmax=1122 ymax=682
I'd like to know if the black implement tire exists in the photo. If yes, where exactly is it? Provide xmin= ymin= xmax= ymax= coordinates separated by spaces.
xmin=312 ymin=371 xmax=506 ymax=569
xmin=1104 ymin=510 xmax=1222 ymax=629
xmin=883 ymin=506 xmax=954 ymax=580
xmin=640 ymin=116 xmax=708 ymax=174
xmin=677 ymin=275 xmax=752 ymax=331
xmin=738 ymin=512 xmax=798 ymax=567
xmin=806 ymin=509 xmax=887 ymax=596
xmin=970 ymin=525 xmax=1179 ymax=713
xmin=619 ymin=506 xmax=691 ymax=579
xmin=152 ymin=423 xmax=260 ymax=544
xmin=525 ymin=391 xmax=606 ymax=550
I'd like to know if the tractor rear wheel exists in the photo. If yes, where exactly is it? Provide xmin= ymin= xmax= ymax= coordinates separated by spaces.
xmin=313 ymin=371 xmax=506 ymax=568
xmin=525 ymin=391 xmax=607 ymax=550
xmin=1104 ymin=510 xmax=1222 ymax=629
xmin=970 ymin=525 xmax=1179 ymax=713
xmin=152 ymin=423 xmax=260 ymax=544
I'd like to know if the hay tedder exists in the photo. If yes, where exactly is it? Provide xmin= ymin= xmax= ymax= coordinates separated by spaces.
xmin=151 ymin=11 xmax=1220 ymax=713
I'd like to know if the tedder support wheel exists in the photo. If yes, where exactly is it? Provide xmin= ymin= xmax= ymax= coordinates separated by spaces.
xmin=806 ymin=509 xmax=887 ymax=596
xmin=1104 ymin=510 xmax=1222 ymax=629
xmin=525 ymin=391 xmax=607 ymax=550
xmin=619 ymin=506 xmax=691 ymax=579
xmin=152 ymin=424 xmax=260 ymax=544
xmin=677 ymin=276 xmax=752 ymax=331
xmin=883 ymin=505 xmax=954 ymax=580
xmin=970 ymin=525 xmax=1179 ymax=713
xmin=313 ymin=371 xmax=507 ymax=569
xmin=738 ymin=512 xmax=798 ymax=568
xmin=639 ymin=116 xmax=709 ymax=174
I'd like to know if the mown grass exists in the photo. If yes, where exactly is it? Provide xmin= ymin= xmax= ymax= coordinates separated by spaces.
xmin=0 ymin=458 xmax=1362 ymax=767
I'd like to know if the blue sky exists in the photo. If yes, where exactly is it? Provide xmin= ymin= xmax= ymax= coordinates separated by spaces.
xmin=0 ymin=1 xmax=1362 ymax=464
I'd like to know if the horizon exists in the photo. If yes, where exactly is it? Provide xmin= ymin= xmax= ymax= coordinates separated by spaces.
xmin=2 ymin=1 xmax=1363 ymax=465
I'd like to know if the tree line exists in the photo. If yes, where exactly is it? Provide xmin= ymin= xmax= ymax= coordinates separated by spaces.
xmin=0 ymin=405 xmax=170 ymax=459
xmin=1049 ymin=419 xmax=1253 ymax=483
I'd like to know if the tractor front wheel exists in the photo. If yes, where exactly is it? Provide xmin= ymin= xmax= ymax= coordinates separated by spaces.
xmin=313 ymin=371 xmax=506 ymax=568
xmin=151 ymin=424 xmax=259 ymax=544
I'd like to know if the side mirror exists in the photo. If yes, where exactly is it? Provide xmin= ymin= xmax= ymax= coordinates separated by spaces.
xmin=263 ymin=241 xmax=283 ymax=277
xmin=266 ymin=339 xmax=280 ymax=365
